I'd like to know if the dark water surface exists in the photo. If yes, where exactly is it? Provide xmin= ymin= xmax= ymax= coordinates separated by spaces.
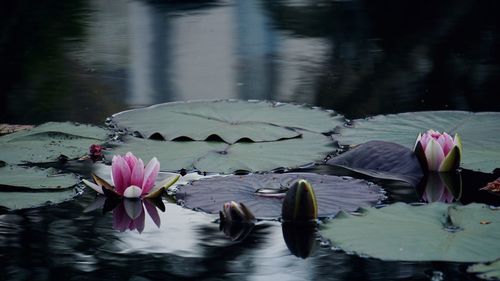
xmin=2 ymin=0 xmax=500 ymax=280
xmin=2 ymin=0 xmax=500 ymax=125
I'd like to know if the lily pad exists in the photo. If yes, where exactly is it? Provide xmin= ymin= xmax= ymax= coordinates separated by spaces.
xmin=106 ymin=131 xmax=335 ymax=173
xmin=0 ymin=122 xmax=110 ymax=164
xmin=0 ymin=189 xmax=80 ymax=211
xmin=0 ymin=165 xmax=79 ymax=190
xmin=0 ymin=165 xmax=80 ymax=210
xmin=175 ymin=173 xmax=384 ymax=219
xmin=326 ymin=141 xmax=424 ymax=187
xmin=468 ymin=259 xmax=500 ymax=280
xmin=111 ymin=100 xmax=343 ymax=143
xmin=338 ymin=111 xmax=500 ymax=172
xmin=321 ymin=202 xmax=500 ymax=262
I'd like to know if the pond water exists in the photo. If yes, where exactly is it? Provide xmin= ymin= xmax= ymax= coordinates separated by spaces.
xmin=2 ymin=0 xmax=500 ymax=280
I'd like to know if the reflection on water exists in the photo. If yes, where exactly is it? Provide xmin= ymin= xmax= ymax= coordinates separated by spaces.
xmin=419 ymin=172 xmax=461 ymax=203
xmin=3 ymin=0 xmax=500 ymax=125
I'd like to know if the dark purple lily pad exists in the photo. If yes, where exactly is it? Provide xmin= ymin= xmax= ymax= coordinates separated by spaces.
xmin=326 ymin=141 xmax=424 ymax=187
xmin=175 ymin=173 xmax=384 ymax=219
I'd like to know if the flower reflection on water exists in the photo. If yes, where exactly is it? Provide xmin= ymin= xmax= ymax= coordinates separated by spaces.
xmin=420 ymin=172 xmax=462 ymax=203
xmin=115 ymin=199 xmax=164 ymax=233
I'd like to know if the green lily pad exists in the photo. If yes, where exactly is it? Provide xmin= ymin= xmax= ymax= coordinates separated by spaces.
xmin=321 ymin=203 xmax=500 ymax=262
xmin=0 ymin=122 xmax=110 ymax=164
xmin=0 ymin=189 xmax=80 ymax=211
xmin=468 ymin=259 xmax=500 ymax=280
xmin=0 ymin=165 xmax=79 ymax=190
xmin=338 ymin=111 xmax=500 ymax=173
xmin=106 ymin=131 xmax=335 ymax=173
xmin=326 ymin=141 xmax=424 ymax=187
xmin=0 ymin=165 xmax=80 ymax=210
xmin=175 ymin=173 xmax=384 ymax=219
xmin=111 ymin=100 xmax=343 ymax=143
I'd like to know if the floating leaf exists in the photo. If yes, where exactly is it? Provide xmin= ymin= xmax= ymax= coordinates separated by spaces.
xmin=326 ymin=141 xmax=424 ymax=187
xmin=0 ymin=165 xmax=80 ymax=210
xmin=321 ymin=203 xmax=500 ymax=262
xmin=0 ymin=189 xmax=80 ymax=211
xmin=106 ymin=131 xmax=335 ymax=173
xmin=468 ymin=259 xmax=500 ymax=280
xmin=175 ymin=173 xmax=384 ymax=219
xmin=111 ymin=100 xmax=343 ymax=143
xmin=0 ymin=165 xmax=78 ymax=190
xmin=0 ymin=122 xmax=110 ymax=164
xmin=338 ymin=111 xmax=500 ymax=172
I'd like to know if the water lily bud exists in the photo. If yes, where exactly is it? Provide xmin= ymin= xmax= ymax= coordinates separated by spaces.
xmin=219 ymin=201 xmax=256 ymax=224
xmin=414 ymin=129 xmax=462 ymax=172
xmin=281 ymin=179 xmax=318 ymax=222
xmin=89 ymin=144 xmax=104 ymax=161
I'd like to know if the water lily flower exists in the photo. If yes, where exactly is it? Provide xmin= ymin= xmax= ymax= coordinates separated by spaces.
xmin=414 ymin=129 xmax=462 ymax=172
xmin=83 ymin=152 xmax=179 ymax=198
xmin=281 ymin=179 xmax=318 ymax=222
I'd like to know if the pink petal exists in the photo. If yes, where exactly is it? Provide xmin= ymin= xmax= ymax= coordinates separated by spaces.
xmin=112 ymin=156 xmax=131 ymax=195
xmin=130 ymin=159 xmax=145 ymax=187
xmin=441 ymin=133 xmax=454 ymax=155
xmin=113 ymin=203 xmax=131 ymax=232
xmin=123 ymin=185 xmax=143 ymax=198
xmin=131 ymin=207 xmax=146 ymax=233
xmin=424 ymin=138 xmax=445 ymax=171
xmin=141 ymin=157 xmax=160 ymax=194
xmin=144 ymin=200 xmax=161 ymax=228
xmin=420 ymin=133 xmax=432 ymax=151
xmin=124 ymin=152 xmax=139 ymax=171
xmin=111 ymin=156 xmax=124 ymax=192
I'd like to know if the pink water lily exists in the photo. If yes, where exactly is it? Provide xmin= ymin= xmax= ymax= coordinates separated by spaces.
xmin=111 ymin=152 xmax=160 ymax=198
xmin=83 ymin=152 xmax=179 ymax=199
xmin=414 ymin=129 xmax=462 ymax=172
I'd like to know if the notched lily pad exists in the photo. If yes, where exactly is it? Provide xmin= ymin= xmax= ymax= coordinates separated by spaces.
xmin=326 ymin=141 xmax=424 ymax=187
xmin=0 ymin=165 xmax=79 ymax=190
xmin=175 ymin=173 xmax=384 ymax=219
xmin=0 ymin=122 xmax=110 ymax=164
xmin=0 ymin=165 xmax=80 ymax=210
xmin=110 ymin=100 xmax=343 ymax=143
xmin=106 ymin=131 xmax=335 ymax=174
xmin=337 ymin=111 xmax=500 ymax=173
xmin=0 ymin=189 xmax=80 ymax=211
xmin=321 ymin=202 xmax=500 ymax=262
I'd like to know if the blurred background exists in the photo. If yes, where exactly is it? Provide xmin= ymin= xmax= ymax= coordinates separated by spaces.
xmin=1 ymin=0 xmax=500 ymax=125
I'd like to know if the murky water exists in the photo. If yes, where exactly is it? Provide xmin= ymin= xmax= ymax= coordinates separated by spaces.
xmin=2 ymin=0 xmax=500 ymax=125
xmin=2 ymin=0 xmax=500 ymax=280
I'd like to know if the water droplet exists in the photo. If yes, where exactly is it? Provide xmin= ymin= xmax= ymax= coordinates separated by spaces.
xmin=443 ymin=225 xmax=462 ymax=233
